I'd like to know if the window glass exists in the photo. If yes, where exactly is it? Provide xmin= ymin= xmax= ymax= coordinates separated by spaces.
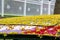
xmin=50 ymin=5 xmax=55 ymax=14
xmin=13 ymin=0 xmax=25 ymax=2
xmin=0 ymin=0 xmax=2 ymax=15
xmin=26 ymin=3 xmax=40 ymax=16
xmin=4 ymin=0 xmax=24 ymax=16
xmin=51 ymin=0 xmax=56 ymax=5
xmin=42 ymin=4 xmax=48 ymax=15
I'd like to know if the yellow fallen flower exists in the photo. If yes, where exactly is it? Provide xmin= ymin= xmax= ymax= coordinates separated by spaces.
xmin=0 ymin=15 xmax=60 ymax=26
